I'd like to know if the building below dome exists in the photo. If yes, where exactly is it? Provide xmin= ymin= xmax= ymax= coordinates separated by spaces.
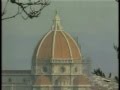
xmin=2 ymin=12 xmax=92 ymax=90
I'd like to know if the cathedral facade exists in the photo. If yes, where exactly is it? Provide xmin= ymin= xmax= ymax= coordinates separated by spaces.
xmin=2 ymin=12 xmax=91 ymax=90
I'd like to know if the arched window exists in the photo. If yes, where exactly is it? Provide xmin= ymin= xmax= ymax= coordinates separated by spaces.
xmin=75 ymin=67 xmax=78 ymax=72
xmin=43 ymin=66 xmax=48 ymax=73
xmin=60 ymin=66 xmax=65 ymax=73
xmin=8 ymin=78 xmax=12 ymax=83
xmin=23 ymin=78 xmax=26 ymax=83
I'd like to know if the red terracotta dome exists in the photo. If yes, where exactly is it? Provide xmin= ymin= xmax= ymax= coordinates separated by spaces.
xmin=36 ymin=12 xmax=82 ymax=61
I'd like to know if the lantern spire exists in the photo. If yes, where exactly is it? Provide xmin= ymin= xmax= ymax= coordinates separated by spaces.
xmin=51 ymin=10 xmax=63 ymax=31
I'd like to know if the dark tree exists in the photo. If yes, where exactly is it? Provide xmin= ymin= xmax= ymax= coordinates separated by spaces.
xmin=92 ymin=68 xmax=106 ymax=78
xmin=114 ymin=44 xmax=119 ymax=60
xmin=114 ymin=76 xmax=119 ymax=83
xmin=114 ymin=45 xmax=119 ymax=83
xmin=2 ymin=0 xmax=50 ymax=20
xmin=115 ymin=0 xmax=119 ymax=2
xmin=108 ymin=73 xmax=112 ymax=78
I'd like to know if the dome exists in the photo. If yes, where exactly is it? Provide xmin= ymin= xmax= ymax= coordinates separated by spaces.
xmin=36 ymin=12 xmax=82 ymax=61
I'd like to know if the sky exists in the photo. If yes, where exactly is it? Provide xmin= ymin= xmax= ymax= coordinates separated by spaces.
xmin=2 ymin=0 xmax=118 ymax=77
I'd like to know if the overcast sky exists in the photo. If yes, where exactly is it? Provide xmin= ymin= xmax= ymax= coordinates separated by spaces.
xmin=2 ymin=0 xmax=118 ymax=76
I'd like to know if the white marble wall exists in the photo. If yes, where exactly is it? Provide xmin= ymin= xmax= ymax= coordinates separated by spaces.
xmin=2 ymin=73 xmax=32 ymax=90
